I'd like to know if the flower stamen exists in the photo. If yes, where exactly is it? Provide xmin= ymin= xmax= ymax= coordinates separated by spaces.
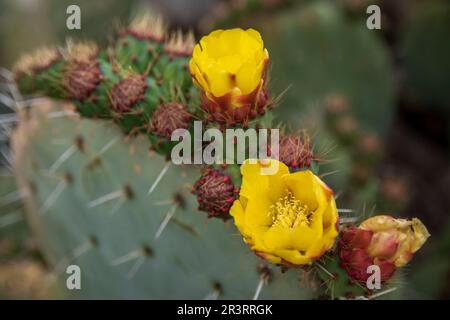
xmin=269 ymin=191 xmax=312 ymax=228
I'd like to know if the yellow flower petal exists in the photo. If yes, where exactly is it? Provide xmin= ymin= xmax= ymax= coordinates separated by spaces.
xmin=282 ymin=170 xmax=319 ymax=210
xmin=230 ymin=199 xmax=246 ymax=235
xmin=244 ymin=198 xmax=272 ymax=227
xmin=236 ymin=62 xmax=261 ymax=95
xmin=240 ymin=159 xmax=288 ymax=202
xmin=207 ymin=65 xmax=233 ymax=97
xmin=275 ymin=249 xmax=311 ymax=265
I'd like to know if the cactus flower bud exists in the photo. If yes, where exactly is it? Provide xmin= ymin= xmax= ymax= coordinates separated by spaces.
xmin=193 ymin=168 xmax=237 ymax=220
xmin=110 ymin=75 xmax=147 ymax=113
xmin=150 ymin=103 xmax=192 ymax=139
xmin=339 ymin=215 xmax=430 ymax=283
xmin=189 ymin=28 xmax=269 ymax=125
xmin=63 ymin=42 xmax=102 ymax=100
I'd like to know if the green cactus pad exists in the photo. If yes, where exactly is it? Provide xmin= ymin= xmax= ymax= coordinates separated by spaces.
xmin=11 ymin=102 xmax=316 ymax=299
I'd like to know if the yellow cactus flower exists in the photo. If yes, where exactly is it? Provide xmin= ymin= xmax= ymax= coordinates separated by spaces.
xmin=230 ymin=159 xmax=339 ymax=266
xmin=189 ymin=28 xmax=270 ymax=124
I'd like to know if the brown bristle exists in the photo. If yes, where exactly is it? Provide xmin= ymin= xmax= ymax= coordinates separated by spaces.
xmin=278 ymin=132 xmax=314 ymax=169
xmin=150 ymin=103 xmax=192 ymax=139
xmin=13 ymin=47 xmax=61 ymax=77
xmin=164 ymin=30 xmax=195 ymax=57
xmin=126 ymin=13 xmax=166 ymax=42
xmin=110 ymin=75 xmax=147 ymax=113
xmin=64 ymin=41 xmax=99 ymax=64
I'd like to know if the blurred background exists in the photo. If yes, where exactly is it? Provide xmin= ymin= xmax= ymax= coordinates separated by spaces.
xmin=0 ymin=0 xmax=449 ymax=299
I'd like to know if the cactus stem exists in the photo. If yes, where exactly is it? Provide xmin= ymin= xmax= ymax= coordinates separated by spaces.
xmin=49 ymin=145 xmax=77 ymax=173
xmin=87 ymin=189 xmax=124 ymax=208
xmin=0 ymin=189 xmax=24 ymax=206
xmin=154 ymin=203 xmax=178 ymax=240
xmin=39 ymin=180 xmax=67 ymax=214
xmin=147 ymin=161 xmax=171 ymax=195
xmin=0 ymin=210 xmax=23 ymax=228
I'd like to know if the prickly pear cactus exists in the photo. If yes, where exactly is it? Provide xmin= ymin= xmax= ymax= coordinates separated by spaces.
xmin=12 ymin=102 xmax=316 ymax=299
xmin=6 ymin=7 xmax=431 ymax=300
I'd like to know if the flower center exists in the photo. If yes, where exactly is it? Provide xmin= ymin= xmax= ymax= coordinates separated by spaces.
xmin=269 ymin=192 xmax=312 ymax=228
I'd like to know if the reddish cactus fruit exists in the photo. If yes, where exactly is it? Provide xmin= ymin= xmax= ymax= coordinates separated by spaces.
xmin=150 ymin=103 xmax=192 ymax=139
xmin=193 ymin=168 xmax=237 ymax=220
xmin=339 ymin=216 xmax=430 ymax=284
xmin=110 ymin=75 xmax=147 ymax=113
xmin=339 ymin=226 xmax=396 ymax=283
xmin=278 ymin=133 xmax=314 ymax=169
